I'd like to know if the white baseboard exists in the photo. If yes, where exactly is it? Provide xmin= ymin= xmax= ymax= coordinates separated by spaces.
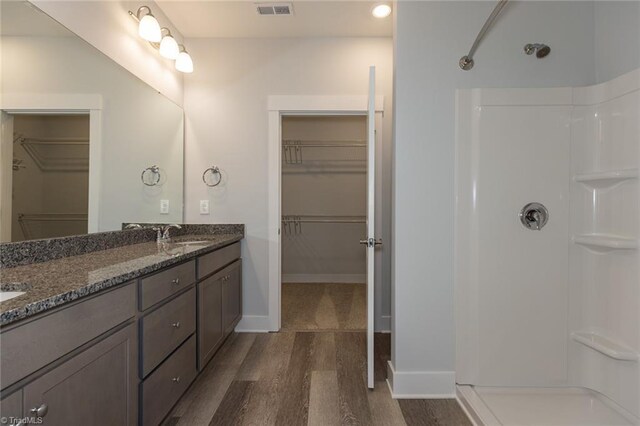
xmin=282 ymin=274 xmax=366 ymax=284
xmin=386 ymin=361 xmax=456 ymax=398
xmin=235 ymin=315 xmax=272 ymax=332
xmin=237 ymin=314 xmax=390 ymax=332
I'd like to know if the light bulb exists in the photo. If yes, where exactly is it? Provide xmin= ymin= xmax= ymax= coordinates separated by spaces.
xmin=371 ymin=4 xmax=391 ymax=18
xmin=159 ymin=34 xmax=179 ymax=59
xmin=175 ymin=48 xmax=193 ymax=73
xmin=138 ymin=13 xmax=161 ymax=42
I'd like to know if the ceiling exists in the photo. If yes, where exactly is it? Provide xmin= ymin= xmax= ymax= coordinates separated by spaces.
xmin=156 ymin=1 xmax=393 ymax=38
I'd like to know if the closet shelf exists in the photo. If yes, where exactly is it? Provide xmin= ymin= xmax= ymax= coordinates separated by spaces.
xmin=571 ymin=331 xmax=638 ymax=361
xmin=574 ymin=169 xmax=638 ymax=188
xmin=573 ymin=234 xmax=638 ymax=252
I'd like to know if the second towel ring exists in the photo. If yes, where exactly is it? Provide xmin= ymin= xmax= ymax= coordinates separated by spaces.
xmin=203 ymin=166 xmax=222 ymax=187
xmin=141 ymin=165 xmax=161 ymax=186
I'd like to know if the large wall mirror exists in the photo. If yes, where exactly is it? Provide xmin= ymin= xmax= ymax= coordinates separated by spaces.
xmin=0 ymin=1 xmax=184 ymax=242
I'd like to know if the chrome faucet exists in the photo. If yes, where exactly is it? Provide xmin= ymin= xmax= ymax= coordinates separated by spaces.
xmin=153 ymin=224 xmax=182 ymax=243
xmin=124 ymin=223 xmax=143 ymax=230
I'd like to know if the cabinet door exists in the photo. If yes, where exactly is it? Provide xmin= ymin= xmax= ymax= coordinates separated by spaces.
xmin=197 ymin=274 xmax=224 ymax=370
xmin=0 ymin=390 xmax=22 ymax=425
xmin=22 ymin=323 xmax=137 ymax=426
xmin=222 ymin=260 xmax=242 ymax=335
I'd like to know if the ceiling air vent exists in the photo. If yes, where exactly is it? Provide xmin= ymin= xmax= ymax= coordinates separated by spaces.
xmin=255 ymin=3 xmax=294 ymax=16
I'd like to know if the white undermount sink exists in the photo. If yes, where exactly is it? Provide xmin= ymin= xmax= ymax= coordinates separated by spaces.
xmin=0 ymin=291 xmax=26 ymax=302
xmin=173 ymin=240 xmax=210 ymax=246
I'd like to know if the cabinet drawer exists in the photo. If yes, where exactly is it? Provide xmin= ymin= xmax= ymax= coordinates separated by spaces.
xmin=140 ymin=288 xmax=195 ymax=377
xmin=140 ymin=335 xmax=197 ymax=426
xmin=139 ymin=260 xmax=195 ymax=311
xmin=1 ymin=282 xmax=136 ymax=390
xmin=197 ymin=242 xmax=240 ymax=280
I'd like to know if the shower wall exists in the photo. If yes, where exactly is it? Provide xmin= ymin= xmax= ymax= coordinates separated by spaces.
xmin=455 ymin=88 xmax=571 ymax=387
xmin=569 ymin=70 xmax=640 ymax=416
xmin=456 ymin=68 xmax=640 ymax=417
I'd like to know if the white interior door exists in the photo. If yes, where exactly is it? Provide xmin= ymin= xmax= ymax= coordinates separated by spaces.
xmin=364 ymin=66 xmax=377 ymax=389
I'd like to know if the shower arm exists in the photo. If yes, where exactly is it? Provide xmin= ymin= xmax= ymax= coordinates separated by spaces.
xmin=459 ymin=0 xmax=509 ymax=71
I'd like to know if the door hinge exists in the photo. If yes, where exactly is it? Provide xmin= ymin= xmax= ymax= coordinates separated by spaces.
xmin=359 ymin=238 xmax=382 ymax=248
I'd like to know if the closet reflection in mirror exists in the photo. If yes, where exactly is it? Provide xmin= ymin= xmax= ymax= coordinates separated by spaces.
xmin=12 ymin=114 xmax=89 ymax=241
xmin=0 ymin=1 xmax=184 ymax=242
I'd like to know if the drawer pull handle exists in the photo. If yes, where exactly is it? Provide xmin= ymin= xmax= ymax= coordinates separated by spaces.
xmin=171 ymin=322 xmax=181 ymax=328
xmin=30 ymin=403 xmax=48 ymax=417
xmin=172 ymin=278 xmax=180 ymax=285
xmin=172 ymin=376 xmax=181 ymax=383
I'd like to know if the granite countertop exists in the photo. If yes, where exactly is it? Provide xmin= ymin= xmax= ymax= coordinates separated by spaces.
xmin=0 ymin=233 xmax=242 ymax=327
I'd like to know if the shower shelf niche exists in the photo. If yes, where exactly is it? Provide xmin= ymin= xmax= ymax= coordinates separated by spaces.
xmin=572 ymin=234 xmax=638 ymax=252
xmin=571 ymin=331 xmax=638 ymax=362
xmin=574 ymin=169 xmax=638 ymax=189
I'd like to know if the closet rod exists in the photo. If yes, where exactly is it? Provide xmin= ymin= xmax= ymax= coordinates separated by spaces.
xmin=282 ymin=140 xmax=366 ymax=148
xmin=283 ymin=219 xmax=365 ymax=224
xmin=282 ymin=215 xmax=366 ymax=224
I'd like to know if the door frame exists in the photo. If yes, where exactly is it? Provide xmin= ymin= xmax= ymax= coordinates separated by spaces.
xmin=266 ymin=95 xmax=384 ymax=331
xmin=0 ymin=93 xmax=103 ymax=234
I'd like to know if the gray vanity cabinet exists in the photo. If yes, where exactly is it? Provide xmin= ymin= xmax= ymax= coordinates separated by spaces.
xmin=197 ymin=271 xmax=224 ymax=370
xmin=22 ymin=323 xmax=138 ymax=426
xmin=222 ymin=259 xmax=242 ymax=335
xmin=0 ymin=239 xmax=244 ymax=426
xmin=140 ymin=336 xmax=197 ymax=426
xmin=0 ymin=390 xmax=22 ymax=424
xmin=140 ymin=288 xmax=196 ymax=377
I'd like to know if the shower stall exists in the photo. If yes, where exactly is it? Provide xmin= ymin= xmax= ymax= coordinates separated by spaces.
xmin=455 ymin=69 xmax=640 ymax=425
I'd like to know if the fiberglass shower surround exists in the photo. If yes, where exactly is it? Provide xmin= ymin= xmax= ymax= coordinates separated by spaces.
xmin=455 ymin=68 xmax=640 ymax=423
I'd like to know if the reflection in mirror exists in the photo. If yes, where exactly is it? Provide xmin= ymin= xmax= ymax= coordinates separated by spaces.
xmin=0 ymin=1 xmax=184 ymax=242
xmin=12 ymin=114 xmax=90 ymax=241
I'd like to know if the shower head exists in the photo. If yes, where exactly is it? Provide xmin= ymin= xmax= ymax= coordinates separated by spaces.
xmin=535 ymin=45 xmax=550 ymax=58
xmin=524 ymin=43 xmax=550 ymax=58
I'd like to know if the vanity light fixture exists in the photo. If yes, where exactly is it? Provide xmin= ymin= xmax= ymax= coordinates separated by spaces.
xmin=134 ymin=6 xmax=161 ymax=42
xmin=371 ymin=3 xmax=392 ymax=18
xmin=128 ymin=6 xmax=194 ymax=73
xmin=175 ymin=45 xmax=194 ymax=73
xmin=159 ymin=28 xmax=180 ymax=59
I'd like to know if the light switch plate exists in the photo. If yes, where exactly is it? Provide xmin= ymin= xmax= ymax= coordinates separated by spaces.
xmin=160 ymin=199 xmax=169 ymax=214
xmin=200 ymin=200 xmax=210 ymax=215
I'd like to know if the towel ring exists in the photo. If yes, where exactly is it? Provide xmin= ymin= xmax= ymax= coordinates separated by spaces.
xmin=141 ymin=165 xmax=161 ymax=186
xmin=202 ymin=166 xmax=222 ymax=187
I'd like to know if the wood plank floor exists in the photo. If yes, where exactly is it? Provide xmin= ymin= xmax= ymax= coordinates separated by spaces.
xmin=164 ymin=332 xmax=471 ymax=426
xmin=282 ymin=283 xmax=366 ymax=331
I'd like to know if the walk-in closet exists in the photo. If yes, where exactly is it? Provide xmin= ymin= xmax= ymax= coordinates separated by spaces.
xmin=10 ymin=114 xmax=90 ymax=241
xmin=281 ymin=115 xmax=367 ymax=331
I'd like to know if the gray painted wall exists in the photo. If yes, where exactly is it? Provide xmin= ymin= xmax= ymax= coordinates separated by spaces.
xmin=594 ymin=1 xmax=640 ymax=83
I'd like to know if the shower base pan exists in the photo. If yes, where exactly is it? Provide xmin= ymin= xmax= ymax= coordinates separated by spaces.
xmin=457 ymin=385 xmax=639 ymax=426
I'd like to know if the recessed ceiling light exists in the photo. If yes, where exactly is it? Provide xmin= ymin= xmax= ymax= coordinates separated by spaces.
xmin=372 ymin=4 xmax=392 ymax=19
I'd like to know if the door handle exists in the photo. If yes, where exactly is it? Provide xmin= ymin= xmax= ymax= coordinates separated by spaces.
xmin=359 ymin=238 xmax=382 ymax=247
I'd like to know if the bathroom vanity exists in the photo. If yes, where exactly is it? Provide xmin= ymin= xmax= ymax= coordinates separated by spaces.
xmin=0 ymin=226 xmax=243 ymax=425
